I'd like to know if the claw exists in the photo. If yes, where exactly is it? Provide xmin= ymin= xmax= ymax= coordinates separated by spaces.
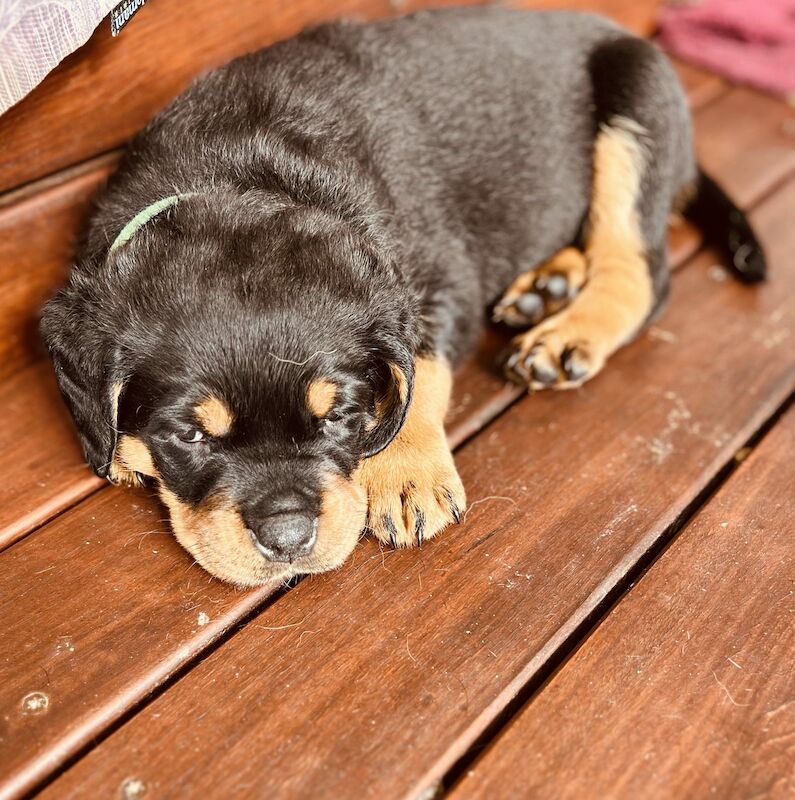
xmin=526 ymin=346 xmax=558 ymax=386
xmin=415 ymin=509 xmax=426 ymax=545
xmin=561 ymin=345 xmax=589 ymax=382
xmin=447 ymin=491 xmax=462 ymax=524
xmin=383 ymin=515 xmax=398 ymax=549
xmin=505 ymin=349 xmax=529 ymax=383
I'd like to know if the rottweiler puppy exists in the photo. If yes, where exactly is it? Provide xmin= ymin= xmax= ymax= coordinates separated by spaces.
xmin=42 ymin=8 xmax=764 ymax=586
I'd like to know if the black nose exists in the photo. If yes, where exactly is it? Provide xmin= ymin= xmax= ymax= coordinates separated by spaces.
xmin=248 ymin=511 xmax=317 ymax=563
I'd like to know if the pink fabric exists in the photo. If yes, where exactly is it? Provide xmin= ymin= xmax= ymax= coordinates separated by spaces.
xmin=658 ymin=0 xmax=795 ymax=99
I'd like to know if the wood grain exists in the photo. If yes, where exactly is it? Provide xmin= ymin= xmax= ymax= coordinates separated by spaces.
xmin=695 ymin=88 xmax=795 ymax=207
xmin=0 ymin=167 xmax=114 ymax=383
xmin=0 ymin=363 xmax=102 ymax=551
xmin=0 ymin=214 xmax=705 ymax=796
xmin=453 ymin=406 xmax=795 ymax=800
xmin=0 ymin=0 xmax=661 ymax=194
xmin=0 ymin=489 xmax=274 ymax=800
xmin=35 ymin=180 xmax=795 ymax=800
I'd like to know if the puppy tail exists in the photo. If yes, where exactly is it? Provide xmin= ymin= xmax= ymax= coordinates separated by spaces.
xmin=683 ymin=168 xmax=766 ymax=283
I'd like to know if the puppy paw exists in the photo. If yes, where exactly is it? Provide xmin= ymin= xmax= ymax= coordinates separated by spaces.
xmin=504 ymin=320 xmax=607 ymax=391
xmin=356 ymin=434 xmax=466 ymax=548
xmin=493 ymin=248 xmax=588 ymax=328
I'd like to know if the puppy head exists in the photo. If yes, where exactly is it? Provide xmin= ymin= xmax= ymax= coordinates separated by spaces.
xmin=42 ymin=193 xmax=418 ymax=585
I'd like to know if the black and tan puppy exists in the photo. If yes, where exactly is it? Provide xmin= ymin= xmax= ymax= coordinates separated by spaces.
xmin=42 ymin=8 xmax=764 ymax=586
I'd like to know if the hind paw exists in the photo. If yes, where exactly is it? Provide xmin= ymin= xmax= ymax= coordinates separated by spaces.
xmin=493 ymin=248 xmax=588 ymax=328
xmin=504 ymin=320 xmax=608 ymax=391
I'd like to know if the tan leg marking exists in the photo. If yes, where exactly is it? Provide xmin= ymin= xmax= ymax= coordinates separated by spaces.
xmin=160 ymin=474 xmax=366 ymax=588
xmin=109 ymin=435 xmax=158 ymax=486
xmin=505 ymin=117 xmax=654 ymax=390
xmin=493 ymin=247 xmax=588 ymax=328
xmin=307 ymin=378 xmax=337 ymax=418
xmin=194 ymin=395 xmax=233 ymax=437
xmin=355 ymin=356 xmax=465 ymax=548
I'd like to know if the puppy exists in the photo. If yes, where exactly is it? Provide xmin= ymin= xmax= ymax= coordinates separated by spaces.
xmin=42 ymin=8 xmax=764 ymax=586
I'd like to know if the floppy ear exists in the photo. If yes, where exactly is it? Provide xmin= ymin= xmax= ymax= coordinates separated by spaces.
xmin=41 ymin=286 xmax=125 ymax=479
xmin=361 ymin=349 xmax=415 ymax=459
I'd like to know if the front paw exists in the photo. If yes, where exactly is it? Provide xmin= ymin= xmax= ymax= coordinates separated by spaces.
xmin=356 ymin=435 xmax=466 ymax=548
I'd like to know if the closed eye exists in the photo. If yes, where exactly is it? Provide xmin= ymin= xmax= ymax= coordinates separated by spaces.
xmin=178 ymin=428 xmax=205 ymax=444
xmin=319 ymin=410 xmax=344 ymax=435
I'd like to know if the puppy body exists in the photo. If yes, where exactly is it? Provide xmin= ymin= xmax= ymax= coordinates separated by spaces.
xmin=42 ymin=9 xmax=763 ymax=585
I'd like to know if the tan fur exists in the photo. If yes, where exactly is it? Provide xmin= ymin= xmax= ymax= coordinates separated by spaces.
xmin=508 ymin=117 xmax=653 ymax=389
xmin=368 ymin=361 xmax=411 ymax=432
xmin=356 ymin=356 xmax=465 ymax=547
xmin=111 ymin=381 xmax=124 ymax=423
xmin=107 ymin=382 xmax=146 ymax=486
xmin=160 ymin=474 xmax=366 ymax=587
xmin=307 ymin=379 xmax=337 ymax=417
xmin=194 ymin=395 xmax=234 ymax=437
xmin=389 ymin=361 xmax=409 ymax=403
xmin=109 ymin=435 xmax=159 ymax=485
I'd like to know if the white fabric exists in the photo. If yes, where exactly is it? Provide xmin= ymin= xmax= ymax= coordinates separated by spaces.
xmin=0 ymin=0 xmax=117 ymax=114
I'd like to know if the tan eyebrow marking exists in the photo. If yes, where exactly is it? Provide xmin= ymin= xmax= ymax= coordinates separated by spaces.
xmin=194 ymin=395 xmax=234 ymax=437
xmin=110 ymin=435 xmax=159 ymax=486
xmin=307 ymin=379 xmax=337 ymax=418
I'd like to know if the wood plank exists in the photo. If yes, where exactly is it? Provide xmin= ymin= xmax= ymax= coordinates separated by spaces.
xmin=670 ymin=60 xmax=725 ymax=110
xmin=0 ymin=212 xmax=703 ymax=795
xmin=0 ymin=488 xmax=273 ymax=800
xmin=0 ymin=364 xmax=101 ymax=551
xmin=0 ymin=81 xmax=785 ymax=792
xmin=695 ymin=88 xmax=795 ymax=207
xmin=35 ymin=181 xmax=795 ymax=800
xmin=0 ymin=167 xmax=112 ymax=384
xmin=0 ymin=63 xmax=774 ymax=798
xmin=0 ymin=0 xmax=387 ymax=193
xmin=0 ymin=0 xmax=660 ymax=194
xmin=452 ymin=406 xmax=795 ymax=800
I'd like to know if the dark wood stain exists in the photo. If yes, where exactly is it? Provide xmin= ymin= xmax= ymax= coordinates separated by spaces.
xmin=453 ymin=405 xmax=795 ymax=800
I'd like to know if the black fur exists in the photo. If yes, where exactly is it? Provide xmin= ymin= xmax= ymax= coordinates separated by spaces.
xmin=41 ymin=8 xmax=764 ymax=537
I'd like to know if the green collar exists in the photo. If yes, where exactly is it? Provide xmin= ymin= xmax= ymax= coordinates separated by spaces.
xmin=110 ymin=192 xmax=199 ymax=253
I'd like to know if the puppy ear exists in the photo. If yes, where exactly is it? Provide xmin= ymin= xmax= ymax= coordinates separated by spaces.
xmin=361 ymin=350 xmax=415 ymax=458
xmin=41 ymin=286 xmax=125 ymax=479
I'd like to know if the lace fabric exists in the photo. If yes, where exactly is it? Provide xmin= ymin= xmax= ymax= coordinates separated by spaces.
xmin=0 ymin=0 xmax=117 ymax=114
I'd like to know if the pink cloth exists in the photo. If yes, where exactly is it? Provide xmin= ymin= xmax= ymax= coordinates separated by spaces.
xmin=658 ymin=0 xmax=795 ymax=99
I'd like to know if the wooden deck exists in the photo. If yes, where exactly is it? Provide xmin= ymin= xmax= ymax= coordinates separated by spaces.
xmin=0 ymin=2 xmax=793 ymax=798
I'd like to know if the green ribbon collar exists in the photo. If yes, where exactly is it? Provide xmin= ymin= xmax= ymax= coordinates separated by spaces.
xmin=110 ymin=192 xmax=199 ymax=253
